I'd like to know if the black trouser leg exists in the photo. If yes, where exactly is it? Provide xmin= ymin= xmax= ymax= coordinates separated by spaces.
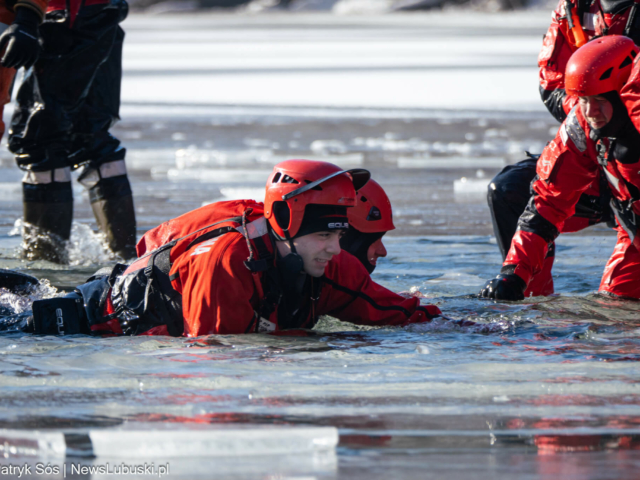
xmin=87 ymin=173 xmax=136 ymax=259
xmin=487 ymin=158 xmax=538 ymax=259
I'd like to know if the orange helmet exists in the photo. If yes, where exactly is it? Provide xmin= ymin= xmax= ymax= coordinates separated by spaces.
xmin=264 ymin=159 xmax=370 ymax=239
xmin=565 ymin=36 xmax=638 ymax=97
xmin=348 ymin=179 xmax=395 ymax=234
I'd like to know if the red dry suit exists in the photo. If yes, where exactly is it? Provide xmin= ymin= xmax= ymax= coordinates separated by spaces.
xmin=524 ymin=0 xmax=635 ymax=295
xmin=504 ymin=91 xmax=640 ymax=298
xmin=96 ymin=200 xmax=441 ymax=337
xmin=539 ymin=0 xmax=640 ymax=122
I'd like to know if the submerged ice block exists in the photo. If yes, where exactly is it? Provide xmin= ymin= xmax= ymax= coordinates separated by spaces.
xmin=0 ymin=424 xmax=339 ymax=458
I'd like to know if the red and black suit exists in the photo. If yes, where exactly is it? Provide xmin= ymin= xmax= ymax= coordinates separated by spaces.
xmin=503 ymin=78 xmax=640 ymax=299
xmin=486 ymin=0 xmax=639 ymax=295
xmin=81 ymin=200 xmax=442 ymax=337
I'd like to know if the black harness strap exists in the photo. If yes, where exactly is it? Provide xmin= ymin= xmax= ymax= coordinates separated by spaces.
xmin=244 ymin=235 xmax=273 ymax=273
xmin=625 ymin=0 xmax=640 ymax=40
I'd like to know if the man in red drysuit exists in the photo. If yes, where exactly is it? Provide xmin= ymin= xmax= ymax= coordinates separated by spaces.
xmin=481 ymin=36 xmax=640 ymax=301
xmin=28 ymin=160 xmax=442 ymax=337
xmin=485 ymin=0 xmax=640 ymax=296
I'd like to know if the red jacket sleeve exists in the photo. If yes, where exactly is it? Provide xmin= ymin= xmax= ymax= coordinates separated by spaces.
xmin=318 ymin=251 xmax=441 ymax=327
xmin=538 ymin=0 xmax=579 ymax=121
xmin=504 ymin=108 xmax=599 ymax=285
xmin=170 ymin=234 xmax=258 ymax=336
xmin=621 ymin=58 xmax=640 ymax=135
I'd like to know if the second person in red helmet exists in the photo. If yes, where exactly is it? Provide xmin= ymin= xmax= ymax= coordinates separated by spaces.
xmin=481 ymin=36 xmax=640 ymax=300
xmin=340 ymin=179 xmax=395 ymax=273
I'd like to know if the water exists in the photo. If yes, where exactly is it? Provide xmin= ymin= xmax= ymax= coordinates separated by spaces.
xmin=1 ymin=10 xmax=639 ymax=480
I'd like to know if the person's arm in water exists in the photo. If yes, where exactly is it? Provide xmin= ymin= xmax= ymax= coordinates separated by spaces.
xmin=319 ymin=250 xmax=441 ymax=326
xmin=481 ymin=107 xmax=600 ymax=300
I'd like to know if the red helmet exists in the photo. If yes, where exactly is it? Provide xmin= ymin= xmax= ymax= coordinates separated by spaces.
xmin=264 ymin=159 xmax=370 ymax=239
xmin=565 ymin=36 xmax=639 ymax=97
xmin=348 ymin=179 xmax=395 ymax=233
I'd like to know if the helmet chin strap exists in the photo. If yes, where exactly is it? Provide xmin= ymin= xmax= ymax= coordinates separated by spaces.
xmin=283 ymin=229 xmax=299 ymax=255
xmin=280 ymin=229 xmax=304 ymax=276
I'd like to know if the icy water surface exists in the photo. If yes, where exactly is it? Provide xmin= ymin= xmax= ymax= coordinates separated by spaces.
xmin=0 ymin=11 xmax=639 ymax=480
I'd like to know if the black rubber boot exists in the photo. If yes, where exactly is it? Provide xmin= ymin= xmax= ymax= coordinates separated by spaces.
xmin=22 ymin=182 xmax=73 ymax=263
xmin=89 ymin=175 xmax=137 ymax=259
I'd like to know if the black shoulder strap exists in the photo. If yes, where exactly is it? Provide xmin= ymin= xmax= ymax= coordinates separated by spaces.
xmin=625 ymin=0 xmax=640 ymax=40
xmin=244 ymin=235 xmax=273 ymax=273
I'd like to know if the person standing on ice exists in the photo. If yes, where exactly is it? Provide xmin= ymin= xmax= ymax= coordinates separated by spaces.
xmin=8 ymin=0 xmax=135 ymax=263
xmin=481 ymin=36 xmax=640 ymax=300
xmin=340 ymin=179 xmax=395 ymax=274
xmin=485 ymin=0 xmax=640 ymax=297
xmin=26 ymin=160 xmax=443 ymax=336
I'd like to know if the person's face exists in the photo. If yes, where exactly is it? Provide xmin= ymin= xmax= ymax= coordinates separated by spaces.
xmin=366 ymin=237 xmax=388 ymax=269
xmin=278 ymin=230 xmax=344 ymax=277
xmin=579 ymin=95 xmax=613 ymax=129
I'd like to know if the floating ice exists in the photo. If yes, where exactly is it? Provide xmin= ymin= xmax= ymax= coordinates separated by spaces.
xmin=259 ymin=153 xmax=364 ymax=166
xmin=453 ymin=177 xmax=490 ymax=195
xmin=218 ymin=187 xmax=266 ymax=202
xmin=166 ymin=168 xmax=272 ymax=184
xmin=398 ymin=157 xmax=504 ymax=169
xmin=127 ymin=149 xmax=179 ymax=170
xmin=310 ymin=139 xmax=348 ymax=155
xmin=0 ymin=425 xmax=338 ymax=458
xmin=0 ymin=183 xmax=21 ymax=201
xmin=175 ymin=146 xmax=228 ymax=169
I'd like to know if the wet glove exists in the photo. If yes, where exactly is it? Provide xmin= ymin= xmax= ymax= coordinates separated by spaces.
xmin=0 ymin=7 xmax=40 ymax=69
xmin=479 ymin=273 xmax=526 ymax=301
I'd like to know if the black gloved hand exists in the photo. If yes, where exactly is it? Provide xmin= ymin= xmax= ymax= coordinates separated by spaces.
xmin=0 ymin=8 xmax=40 ymax=69
xmin=479 ymin=273 xmax=526 ymax=301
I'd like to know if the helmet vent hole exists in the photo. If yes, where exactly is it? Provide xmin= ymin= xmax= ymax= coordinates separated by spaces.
xmin=632 ymin=50 xmax=638 ymax=58
xmin=600 ymin=67 xmax=613 ymax=80
xmin=281 ymin=175 xmax=299 ymax=184
xmin=272 ymin=172 xmax=282 ymax=183
xmin=304 ymin=180 xmax=323 ymax=191
xmin=360 ymin=195 xmax=368 ymax=202
xmin=620 ymin=56 xmax=633 ymax=69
